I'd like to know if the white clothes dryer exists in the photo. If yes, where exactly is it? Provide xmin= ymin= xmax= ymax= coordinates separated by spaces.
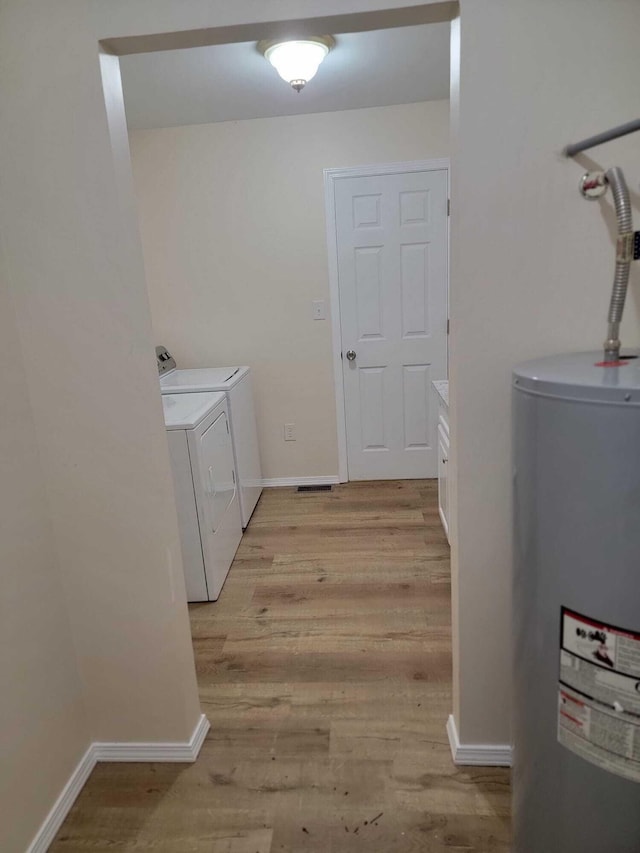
xmin=163 ymin=391 xmax=242 ymax=602
xmin=157 ymin=346 xmax=262 ymax=528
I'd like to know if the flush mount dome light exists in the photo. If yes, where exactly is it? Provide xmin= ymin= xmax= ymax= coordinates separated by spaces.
xmin=258 ymin=36 xmax=335 ymax=92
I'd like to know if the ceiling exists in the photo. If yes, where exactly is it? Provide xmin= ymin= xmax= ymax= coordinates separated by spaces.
xmin=120 ymin=23 xmax=450 ymax=130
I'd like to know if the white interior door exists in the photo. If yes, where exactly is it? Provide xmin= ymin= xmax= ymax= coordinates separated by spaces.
xmin=333 ymin=166 xmax=448 ymax=480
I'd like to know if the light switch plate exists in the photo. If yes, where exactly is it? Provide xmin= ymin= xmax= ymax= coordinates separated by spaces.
xmin=312 ymin=299 xmax=326 ymax=320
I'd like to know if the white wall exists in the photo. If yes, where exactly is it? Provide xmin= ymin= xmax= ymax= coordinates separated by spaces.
xmin=91 ymin=0 xmax=456 ymax=51
xmin=0 ymin=2 xmax=449 ymax=848
xmin=0 ymin=2 xmax=450 ymax=846
xmin=0 ymin=6 xmax=202 ymax=848
xmin=130 ymin=101 xmax=449 ymax=480
xmin=4 ymin=0 xmax=639 ymax=846
xmin=449 ymin=0 xmax=640 ymax=745
xmin=0 ymin=261 xmax=90 ymax=852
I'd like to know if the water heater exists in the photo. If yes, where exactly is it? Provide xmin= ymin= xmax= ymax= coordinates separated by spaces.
xmin=512 ymin=351 xmax=640 ymax=851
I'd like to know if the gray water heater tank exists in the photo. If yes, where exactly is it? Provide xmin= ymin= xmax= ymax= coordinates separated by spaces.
xmin=513 ymin=351 xmax=640 ymax=852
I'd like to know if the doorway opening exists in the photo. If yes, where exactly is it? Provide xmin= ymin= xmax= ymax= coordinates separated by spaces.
xmin=115 ymin=14 xmax=451 ymax=489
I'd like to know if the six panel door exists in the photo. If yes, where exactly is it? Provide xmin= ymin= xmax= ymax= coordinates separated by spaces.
xmin=334 ymin=168 xmax=448 ymax=479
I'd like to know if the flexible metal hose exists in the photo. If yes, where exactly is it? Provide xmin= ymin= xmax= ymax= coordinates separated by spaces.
xmin=603 ymin=166 xmax=633 ymax=360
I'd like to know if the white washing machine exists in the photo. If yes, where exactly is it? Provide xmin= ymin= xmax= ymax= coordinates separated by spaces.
xmin=157 ymin=346 xmax=262 ymax=529
xmin=163 ymin=391 xmax=242 ymax=602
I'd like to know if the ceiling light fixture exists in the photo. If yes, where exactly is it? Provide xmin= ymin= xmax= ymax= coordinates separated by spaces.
xmin=258 ymin=36 xmax=335 ymax=93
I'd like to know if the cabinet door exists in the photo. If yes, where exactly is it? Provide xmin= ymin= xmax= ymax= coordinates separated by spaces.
xmin=167 ymin=430 xmax=208 ymax=602
xmin=197 ymin=410 xmax=236 ymax=532
xmin=437 ymin=423 xmax=449 ymax=541
xmin=193 ymin=408 xmax=242 ymax=600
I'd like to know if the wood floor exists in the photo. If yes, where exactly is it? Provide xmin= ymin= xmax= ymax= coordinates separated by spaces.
xmin=52 ymin=481 xmax=510 ymax=852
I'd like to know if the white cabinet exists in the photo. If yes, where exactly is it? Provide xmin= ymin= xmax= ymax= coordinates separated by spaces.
xmin=433 ymin=381 xmax=450 ymax=543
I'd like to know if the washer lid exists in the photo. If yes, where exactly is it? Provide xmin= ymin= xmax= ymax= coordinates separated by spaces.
xmin=513 ymin=350 xmax=640 ymax=404
xmin=159 ymin=366 xmax=249 ymax=394
xmin=162 ymin=391 xmax=226 ymax=430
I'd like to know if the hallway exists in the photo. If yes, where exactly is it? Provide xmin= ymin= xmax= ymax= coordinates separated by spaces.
xmin=52 ymin=481 xmax=510 ymax=851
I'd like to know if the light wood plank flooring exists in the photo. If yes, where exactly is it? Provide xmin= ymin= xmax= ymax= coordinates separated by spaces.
xmin=52 ymin=480 xmax=510 ymax=851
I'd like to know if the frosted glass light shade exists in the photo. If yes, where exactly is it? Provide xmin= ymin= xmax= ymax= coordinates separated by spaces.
xmin=261 ymin=38 xmax=333 ymax=92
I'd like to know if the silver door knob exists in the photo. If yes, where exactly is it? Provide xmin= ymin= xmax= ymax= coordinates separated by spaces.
xmin=346 ymin=350 xmax=357 ymax=361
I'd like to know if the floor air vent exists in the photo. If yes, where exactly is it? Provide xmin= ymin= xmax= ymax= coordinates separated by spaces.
xmin=297 ymin=484 xmax=333 ymax=493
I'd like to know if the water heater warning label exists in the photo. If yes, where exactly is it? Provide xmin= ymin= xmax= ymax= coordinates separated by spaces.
xmin=558 ymin=607 xmax=640 ymax=784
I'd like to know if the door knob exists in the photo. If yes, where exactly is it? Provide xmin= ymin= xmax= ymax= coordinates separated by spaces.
xmin=346 ymin=350 xmax=357 ymax=361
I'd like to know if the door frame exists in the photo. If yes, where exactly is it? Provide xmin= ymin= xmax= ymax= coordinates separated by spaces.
xmin=323 ymin=158 xmax=450 ymax=482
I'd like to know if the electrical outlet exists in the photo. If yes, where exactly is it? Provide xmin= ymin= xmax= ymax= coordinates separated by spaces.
xmin=284 ymin=423 xmax=296 ymax=441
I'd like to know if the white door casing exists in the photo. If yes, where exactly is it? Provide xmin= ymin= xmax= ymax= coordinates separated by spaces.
xmin=325 ymin=161 xmax=449 ymax=481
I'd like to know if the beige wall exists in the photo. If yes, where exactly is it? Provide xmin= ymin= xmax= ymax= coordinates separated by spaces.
xmin=0 ymin=2 xmax=449 ymax=849
xmin=4 ymin=0 xmax=639 ymax=846
xmin=0 ymin=1 xmax=449 ymax=847
xmin=130 ymin=101 xmax=449 ymax=480
xmin=91 ymin=0 xmax=456 ymax=51
xmin=0 ymin=3 xmax=203 ymax=847
xmin=449 ymin=0 xmax=640 ymax=745
xmin=0 ymin=262 xmax=90 ymax=852
xmin=0 ymin=0 xmax=201 ymax=744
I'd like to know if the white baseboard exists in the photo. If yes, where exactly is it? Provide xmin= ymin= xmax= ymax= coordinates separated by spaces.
xmin=26 ymin=745 xmax=97 ymax=853
xmin=94 ymin=713 xmax=210 ymax=762
xmin=446 ymin=714 xmax=512 ymax=767
xmin=26 ymin=714 xmax=209 ymax=852
xmin=262 ymin=475 xmax=340 ymax=488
